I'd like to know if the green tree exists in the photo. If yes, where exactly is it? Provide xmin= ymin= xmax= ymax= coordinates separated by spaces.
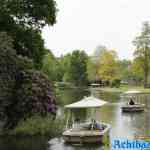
xmin=0 ymin=0 xmax=57 ymax=68
xmin=63 ymin=50 xmax=88 ymax=86
xmin=42 ymin=51 xmax=61 ymax=81
xmin=133 ymin=21 xmax=150 ymax=88
xmin=60 ymin=54 xmax=71 ymax=82
xmin=98 ymin=49 xmax=120 ymax=84
xmin=0 ymin=0 xmax=57 ymax=29
xmin=87 ymin=57 xmax=98 ymax=82
xmin=14 ymin=29 xmax=46 ymax=69
xmin=118 ymin=59 xmax=132 ymax=82
xmin=0 ymin=32 xmax=19 ymax=118
xmin=0 ymin=32 xmax=56 ymax=129
xmin=131 ymin=57 xmax=144 ymax=84
xmin=87 ymin=45 xmax=106 ymax=82
xmin=58 ymin=54 xmax=71 ymax=82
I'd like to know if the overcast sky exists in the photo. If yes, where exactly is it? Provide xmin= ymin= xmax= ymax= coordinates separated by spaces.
xmin=42 ymin=0 xmax=150 ymax=59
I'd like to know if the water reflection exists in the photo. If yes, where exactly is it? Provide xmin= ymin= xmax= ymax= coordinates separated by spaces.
xmin=0 ymin=136 xmax=49 ymax=150
xmin=48 ymin=138 xmax=104 ymax=150
xmin=48 ymin=88 xmax=150 ymax=150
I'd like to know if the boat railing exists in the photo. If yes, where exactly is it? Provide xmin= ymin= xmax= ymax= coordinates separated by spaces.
xmin=71 ymin=120 xmax=111 ymax=131
xmin=72 ymin=120 xmax=90 ymax=129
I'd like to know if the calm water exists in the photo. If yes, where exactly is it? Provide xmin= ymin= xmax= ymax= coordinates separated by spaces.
xmin=0 ymin=88 xmax=150 ymax=150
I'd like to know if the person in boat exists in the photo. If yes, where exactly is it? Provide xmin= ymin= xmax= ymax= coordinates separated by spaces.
xmin=75 ymin=118 xmax=80 ymax=122
xmin=129 ymin=98 xmax=135 ymax=105
xmin=90 ymin=119 xmax=102 ymax=130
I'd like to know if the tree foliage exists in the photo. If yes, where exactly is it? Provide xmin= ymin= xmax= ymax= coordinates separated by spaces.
xmin=131 ymin=57 xmax=144 ymax=83
xmin=118 ymin=59 xmax=132 ymax=81
xmin=0 ymin=32 xmax=56 ymax=129
xmin=133 ymin=22 xmax=150 ymax=87
xmin=98 ymin=49 xmax=119 ymax=82
xmin=5 ymin=70 xmax=56 ymax=129
xmin=63 ymin=50 xmax=88 ymax=86
xmin=0 ymin=0 xmax=58 ymax=129
xmin=42 ymin=51 xmax=62 ymax=81
xmin=60 ymin=54 xmax=71 ymax=78
xmin=87 ymin=57 xmax=98 ymax=82
xmin=0 ymin=32 xmax=18 ymax=114
xmin=87 ymin=46 xmax=106 ymax=82
xmin=0 ymin=0 xmax=57 ymax=29
xmin=0 ymin=0 xmax=57 ymax=68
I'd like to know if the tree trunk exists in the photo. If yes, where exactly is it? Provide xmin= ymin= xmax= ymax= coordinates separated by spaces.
xmin=144 ymin=70 xmax=148 ymax=88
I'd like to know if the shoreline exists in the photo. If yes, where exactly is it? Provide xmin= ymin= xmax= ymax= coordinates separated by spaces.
xmin=89 ymin=86 xmax=150 ymax=93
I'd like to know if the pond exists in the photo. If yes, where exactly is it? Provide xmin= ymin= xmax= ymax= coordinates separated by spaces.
xmin=0 ymin=88 xmax=150 ymax=150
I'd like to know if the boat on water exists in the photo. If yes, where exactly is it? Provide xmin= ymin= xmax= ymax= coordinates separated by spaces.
xmin=121 ymin=90 xmax=145 ymax=112
xmin=62 ymin=96 xmax=111 ymax=144
xmin=121 ymin=104 xmax=145 ymax=112
xmin=123 ymin=90 xmax=142 ymax=95
xmin=90 ymin=83 xmax=101 ymax=88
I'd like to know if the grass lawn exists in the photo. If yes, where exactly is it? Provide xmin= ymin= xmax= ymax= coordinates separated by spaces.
xmin=99 ymin=85 xmax=150 ymax=93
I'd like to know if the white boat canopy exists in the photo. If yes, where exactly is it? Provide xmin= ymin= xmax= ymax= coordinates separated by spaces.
xmin=124 ymin=90 xmax=141 ymax=94
xmin=65 ymin=96 xmax=107 ymax=108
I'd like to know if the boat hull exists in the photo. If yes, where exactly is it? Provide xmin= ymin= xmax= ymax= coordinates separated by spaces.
xmin=62 ymin=123 xmax=110 ymax=144
xmin=121 ymin=104 xmax=145 ymax=112
xmin=63 ymin=134 xmax=103 ymax=144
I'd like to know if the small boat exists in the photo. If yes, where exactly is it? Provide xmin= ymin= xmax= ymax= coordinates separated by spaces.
xmin=121 ymin=90 xmax=145 ymax=112
xmin=62 ymin=96 xmax=111 ymax=144
xmin=121 ymin=104 xmax=145 ymax=112
xmin=134 ymin=135 xmax=150 ymax=140
xmin=90 ymin=83 xmax=101 ymax=88
xmin=123 ymin=90 xmax=141 ymax=95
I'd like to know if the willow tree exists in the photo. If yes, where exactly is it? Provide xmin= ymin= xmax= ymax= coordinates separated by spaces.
xmin=133 ymin=22 xmax=150 ymax=88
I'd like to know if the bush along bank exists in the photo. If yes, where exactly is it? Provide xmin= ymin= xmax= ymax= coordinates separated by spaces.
xmin=7 ymin=115 xmax=65 ymax=137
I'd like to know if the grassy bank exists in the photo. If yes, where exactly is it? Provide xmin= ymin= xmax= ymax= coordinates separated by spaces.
xmin=97 ymin=85 xmax=150 ymax=93
xmin=8 ymin=115 xmax=65 ymax=137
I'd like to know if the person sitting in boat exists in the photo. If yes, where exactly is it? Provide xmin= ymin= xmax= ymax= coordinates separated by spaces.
xmin=75 ymin=118 xmax=80 ymax=123
xmin=90 ymin=119 xmax=101 ymax=130
xmin=129 ymin=98 xmax=135 ymax=105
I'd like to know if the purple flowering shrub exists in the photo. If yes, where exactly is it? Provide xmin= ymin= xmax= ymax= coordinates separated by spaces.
xmin=0 ymin=33 xmax=57 ymax=129
xmin=4 ymin=70 xmax=57 ymax=129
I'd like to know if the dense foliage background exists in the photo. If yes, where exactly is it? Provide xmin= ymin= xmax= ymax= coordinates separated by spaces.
xmin=0 ymin=0 xmax=58 ymax=129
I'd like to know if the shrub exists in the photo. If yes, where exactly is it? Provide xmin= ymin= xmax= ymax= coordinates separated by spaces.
xmin=11 ymin=115 xmax=64 ymax=137
xmin=111 ymin=79 xmax=121 ymax=88
xmin=0 ymin=32 xmax=57 ymax=129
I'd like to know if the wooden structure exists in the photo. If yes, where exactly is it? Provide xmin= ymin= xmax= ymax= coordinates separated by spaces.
xmin=62 ymin=96 xmax=111 ymax=144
